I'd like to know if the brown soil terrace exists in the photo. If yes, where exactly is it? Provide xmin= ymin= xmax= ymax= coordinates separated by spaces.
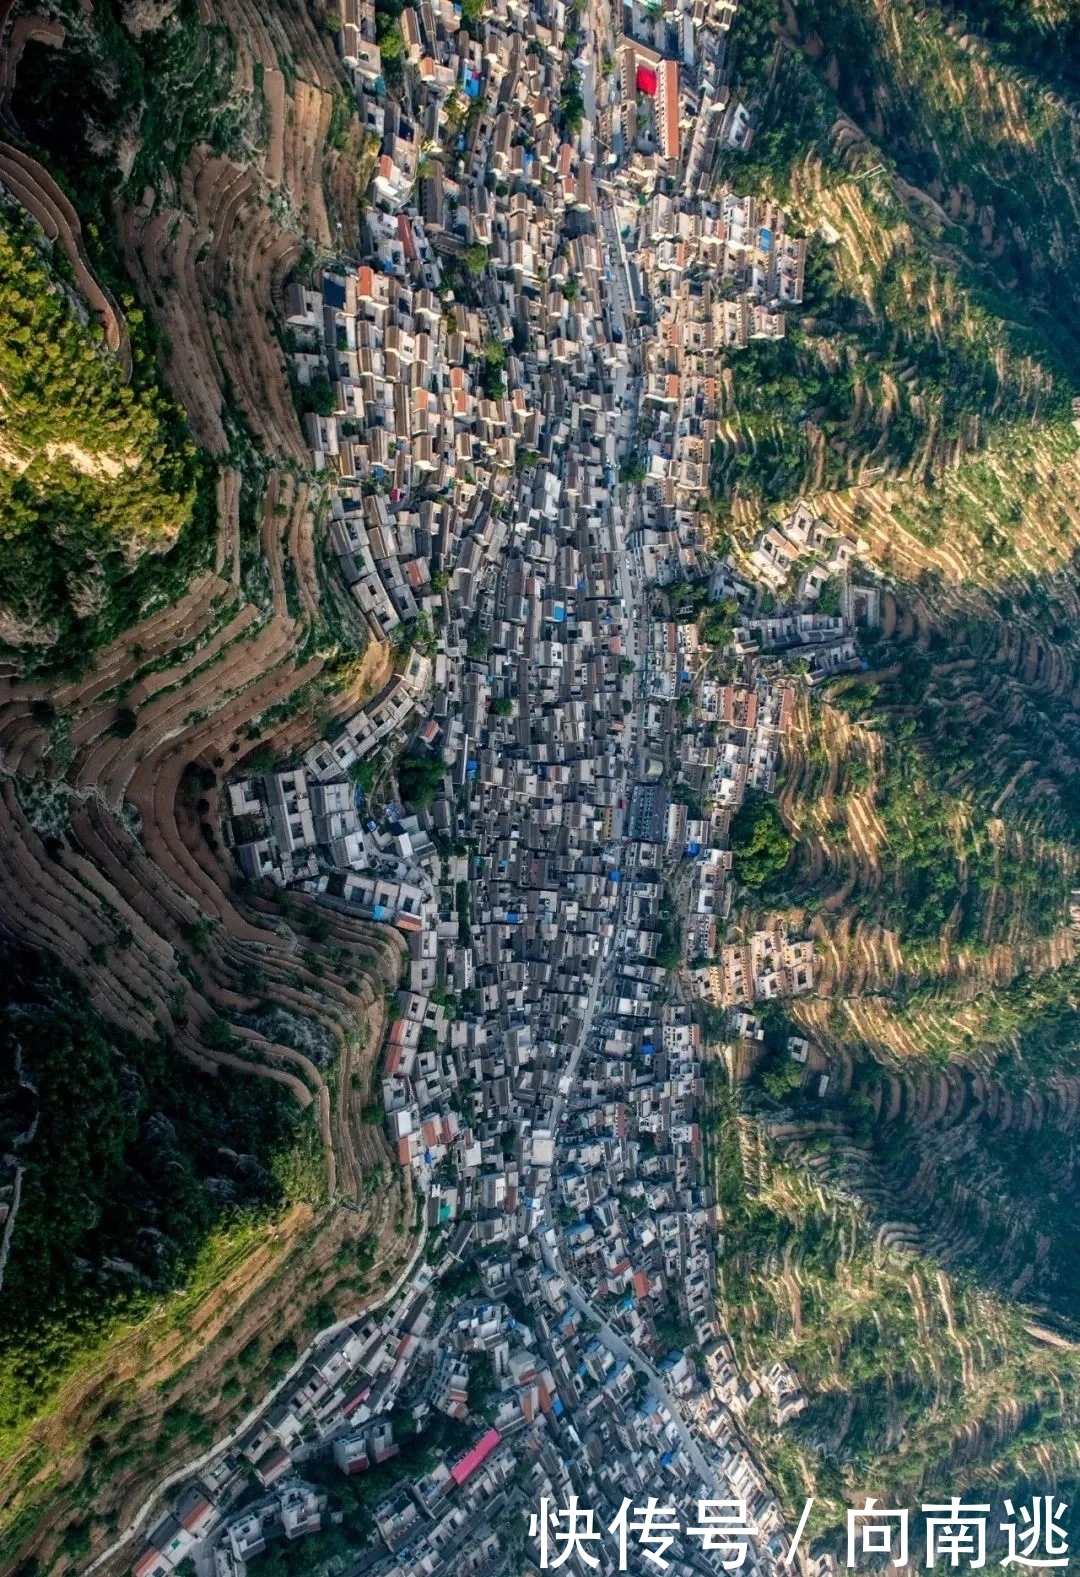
xmin=0 ymin=3 xmax=421 ymax=1565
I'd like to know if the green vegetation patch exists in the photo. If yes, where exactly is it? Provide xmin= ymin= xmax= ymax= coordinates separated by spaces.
xmin=712 ymin=2 xmax=1080 ymax=522
xmin=0 ymin=943 xmax=322 ymax=1463
xmin=730 ymin=790 xmax=793 ymax=890
xmin=0 ymin=208 xmax=208 ymax=662
xmin=706 ymin=1077 xmax=1080 ymax=1552
xmin=396 ymin=749 xmax=446 ymax=807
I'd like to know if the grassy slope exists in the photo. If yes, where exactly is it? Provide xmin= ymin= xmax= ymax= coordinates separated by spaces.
xmin=709 ymin=0 xmax=1080 ymax=1547
xmin=0 ymin=946 xmax=318 ymax=1549
xmin=708 ymin=1081 xmax=1080 ymax=1548
xmin=0 ymin=944 xmax=414 ymax=1571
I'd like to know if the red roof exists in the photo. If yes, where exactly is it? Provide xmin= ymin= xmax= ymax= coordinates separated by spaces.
xmin=343 ymin=1384 xmax=372 ymax=1417
xmin=636 ymin=63 xmax=658 ymax=95
xmin=451 ymin=1427 xmax=501 ymax=1487
xmin=398 ymin=213 xmax=417 ymax=263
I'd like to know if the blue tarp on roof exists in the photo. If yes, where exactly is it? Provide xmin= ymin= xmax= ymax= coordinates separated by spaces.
xmin=323 ymin=278 xmax=346 ymax=308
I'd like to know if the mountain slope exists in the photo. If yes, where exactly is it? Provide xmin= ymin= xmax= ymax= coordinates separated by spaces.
xmin=0 ymin=0 xmax=414 ymax=1568
xmin=709 ymin=0 xmax=1080 ymax=1552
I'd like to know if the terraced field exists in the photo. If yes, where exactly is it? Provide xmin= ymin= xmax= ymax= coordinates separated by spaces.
xmin=0 ymin=0 xmax=416 ymax=1567
xmin=708 ymin=0 xmax=1080 ymax=1550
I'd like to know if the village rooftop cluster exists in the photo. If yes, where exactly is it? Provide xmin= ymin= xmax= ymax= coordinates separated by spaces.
xmin=129 ymin=0 xmax=889 ymax=1570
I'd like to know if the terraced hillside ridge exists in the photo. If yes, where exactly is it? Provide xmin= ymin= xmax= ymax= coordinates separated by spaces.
xmin=696 ymin=0 xmax=1080 ymax=1553
xmin=706 ymin=1079 xmax=1080 ymax=1547
xmin=0 ymin=0 xmax=416 ymax=1568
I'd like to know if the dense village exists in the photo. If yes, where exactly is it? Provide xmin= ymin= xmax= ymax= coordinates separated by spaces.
xmin=126 ymin=0 xmax=880 ymax=1570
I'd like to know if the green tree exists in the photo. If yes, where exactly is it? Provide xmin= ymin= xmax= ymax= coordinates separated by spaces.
xmin=0 ymin=211 xmax=204 ymax=666
xmin=396 ymin=751 xmax=445 ymax=807
xmin=760 ymin=1053 xmax=804 ymax=1099
xmin=444 ymin=89 xmax=469 ymax=130
xmin=375 ymin=12 xmax=404 ymax=57
xmin=559 ymin=70 xmax=585 ymax=135
xmin=730 ymin=791 xmax=793 ymax=889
